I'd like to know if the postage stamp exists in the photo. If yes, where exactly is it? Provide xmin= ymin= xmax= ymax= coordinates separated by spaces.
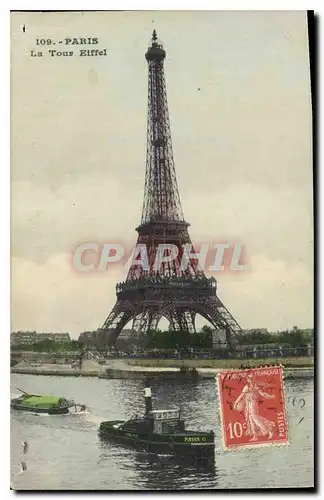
xmin=217 ymin=366 xmax=289 ymax=450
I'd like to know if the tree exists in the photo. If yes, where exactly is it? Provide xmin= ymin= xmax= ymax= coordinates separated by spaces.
xmin=201 ymin=325 xmax=213 ymax=334
xmin=288 ymin=328 xmax=306 ymax=347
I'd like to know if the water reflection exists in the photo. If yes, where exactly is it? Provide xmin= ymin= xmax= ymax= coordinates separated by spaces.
xmin=99 ymin=441 xmax=217 ymax=490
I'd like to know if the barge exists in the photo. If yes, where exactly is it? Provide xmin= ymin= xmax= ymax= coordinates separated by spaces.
xmin=11 ymin=388 xmax=86 ymax=415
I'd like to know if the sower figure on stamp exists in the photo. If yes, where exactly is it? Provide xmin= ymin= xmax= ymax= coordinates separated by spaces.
xmin=233 ymin=374 xmax=276 ymax=442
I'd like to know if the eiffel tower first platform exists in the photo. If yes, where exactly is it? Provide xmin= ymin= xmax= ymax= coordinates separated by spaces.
xmin=97 ymin=30 xmax=243 ymax=348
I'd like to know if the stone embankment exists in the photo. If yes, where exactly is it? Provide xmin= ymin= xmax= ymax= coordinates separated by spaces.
xmin=11 ymin=360 xmax=103 ymax=378
xmin=11 ymin=359 xmax=314 ymax=380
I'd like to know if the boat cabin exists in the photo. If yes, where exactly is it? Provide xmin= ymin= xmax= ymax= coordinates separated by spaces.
xmin=120 ymin=387 xmax=186 ymax=435
xmin=150 ymin=409 xmax=185 ymax=434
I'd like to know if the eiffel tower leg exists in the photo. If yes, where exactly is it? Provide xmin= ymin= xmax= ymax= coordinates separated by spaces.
xmin=167 ymin=309 xmax=196 ymax=333
xmin=99 ymin=302 xmax=135 ymax=346
xmin=168 ymin=311 xmax=182 ymax=331
xmin=198 ymin=305 xmax=236 ymax=348
xmin=131 ymin=309 xmax=161 ymax=347
xmin=148 ymin=313 xmax=161 ymax=332
xmin=182 ymin=310 xmax=196 ymax=333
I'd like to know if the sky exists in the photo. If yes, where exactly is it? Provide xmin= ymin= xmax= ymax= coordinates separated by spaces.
xmin=11 ymin=11 xmax=313 ymax=337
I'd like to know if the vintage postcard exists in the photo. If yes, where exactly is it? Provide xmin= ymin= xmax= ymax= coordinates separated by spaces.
xmin=10 ymin=10 xmax=314 ymax=491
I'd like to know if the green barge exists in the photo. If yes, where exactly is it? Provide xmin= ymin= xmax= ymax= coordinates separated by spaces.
xmin=11 ymin=388 xmax=86 ymax=415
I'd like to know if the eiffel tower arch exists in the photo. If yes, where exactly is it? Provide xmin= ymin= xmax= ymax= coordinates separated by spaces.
xmin=98 ymin=31 xmax=244 ymax=349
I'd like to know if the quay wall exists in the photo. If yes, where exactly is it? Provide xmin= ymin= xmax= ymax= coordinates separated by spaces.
xmin=11 ymin=359 xmax=314 ymax=380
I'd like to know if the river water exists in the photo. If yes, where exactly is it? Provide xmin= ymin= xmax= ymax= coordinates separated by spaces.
xmin=10 ymin=373 xmax=314 ymax=490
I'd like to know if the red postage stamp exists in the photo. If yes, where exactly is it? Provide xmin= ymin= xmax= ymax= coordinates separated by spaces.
xmin=217 ymin=366 xmax=288 ymax=450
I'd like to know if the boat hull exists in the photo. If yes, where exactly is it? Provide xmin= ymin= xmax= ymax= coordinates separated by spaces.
xmin=99 ymin=420 xmax=215 ymax=457
xmin=11 ymin=404 xmax=70 ymax=415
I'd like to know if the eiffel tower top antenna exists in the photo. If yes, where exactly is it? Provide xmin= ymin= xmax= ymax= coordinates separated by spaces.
xmin=140 ymin=30 xmax=185 ymax=227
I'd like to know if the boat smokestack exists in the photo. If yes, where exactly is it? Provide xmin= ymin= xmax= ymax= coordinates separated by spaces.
xmin=144 ymin=387 xmax=152 ymax=415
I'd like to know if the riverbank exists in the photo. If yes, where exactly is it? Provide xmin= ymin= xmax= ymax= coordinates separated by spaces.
xmin=10 ymin=357 xmax=314 ymax=380
xmin=126 ymin=356 xmax=314 ymax=369
xmin=11 ymin=361 xmax=101 ymax=378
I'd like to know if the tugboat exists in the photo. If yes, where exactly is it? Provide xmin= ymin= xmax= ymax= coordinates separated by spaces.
xmin=99 ymin=387 xmax=215 ymax=456
xmin=11 ymin=388 xmax=86 ymax=415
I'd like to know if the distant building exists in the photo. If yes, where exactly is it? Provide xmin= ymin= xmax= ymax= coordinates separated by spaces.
xmin=77 ymin=329 xmax=142 ymax=349
xmin=11 ymin=331 xmax=71 ymax=345
xmin=78 ymin=331 xmax=97 ymax=345
xmin=212 ymin=329 xmax=228 ymax=348
xmin=36 ymin=333 xmax=71 ymax=343
xmin=11 ymin=331 xmax=37 ymax=345
xmin=244 ymin=329 xmax=269 ymax=335
xmin=115 ymin=329 xmax=143 ymax=349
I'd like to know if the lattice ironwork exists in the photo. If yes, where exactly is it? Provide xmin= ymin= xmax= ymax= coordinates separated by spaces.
xmin=141 ymin=29 xmax=184 ymax=224
xmin=98 ymin=31 xmax=244 ymax=348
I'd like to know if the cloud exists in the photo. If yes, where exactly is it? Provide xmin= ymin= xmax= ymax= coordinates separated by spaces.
xmin=11 ymin=253 xmax=125 ymax=335
xmin=183 ymin=183 xmax=313 ymax=266
xmin=217 ymin=254 xmax=313 ymax=332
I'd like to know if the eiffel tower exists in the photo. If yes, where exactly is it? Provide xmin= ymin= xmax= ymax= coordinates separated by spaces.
xmin=98 ymin=30 xmax=243 ymax=348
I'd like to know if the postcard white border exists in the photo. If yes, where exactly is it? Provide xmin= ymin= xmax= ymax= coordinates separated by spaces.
xmin=2 ymin=3 xmax=321 ymax=499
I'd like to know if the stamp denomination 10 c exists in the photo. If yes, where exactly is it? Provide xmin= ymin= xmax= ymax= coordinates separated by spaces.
xmin=217 ymin=366 xmax=289 ymax=450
